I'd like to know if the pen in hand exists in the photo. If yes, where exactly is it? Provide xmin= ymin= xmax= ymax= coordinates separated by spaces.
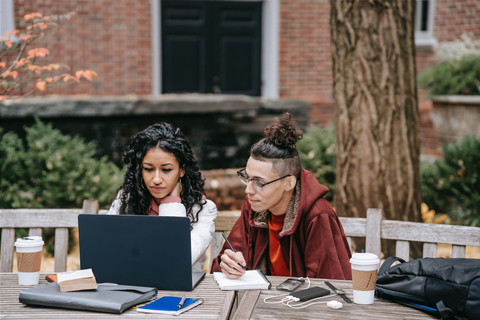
xmin=221 ymin=232 xmax=247 ymax=271
xmin=177 ymin=295 xmax=186 ymax=309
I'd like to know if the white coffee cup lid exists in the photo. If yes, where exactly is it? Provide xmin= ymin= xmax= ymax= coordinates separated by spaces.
xmin=349 ymin=252 xmax=380 ymax=265
xmin=14 ymin=236 xmax=44 ymax=247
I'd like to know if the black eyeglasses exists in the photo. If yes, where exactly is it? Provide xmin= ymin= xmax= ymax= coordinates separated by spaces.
xmin=236 ymin=168 xmax=291 ymax=192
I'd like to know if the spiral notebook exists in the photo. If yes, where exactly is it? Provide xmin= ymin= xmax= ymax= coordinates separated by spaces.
xmin=213 ymin=269 xmax=271 ymax=290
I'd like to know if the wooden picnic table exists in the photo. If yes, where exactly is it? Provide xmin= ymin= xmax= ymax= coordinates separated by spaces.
xmin=0 ymin=273 xmax=235 ymax=319
xmin=231 ymin=276 xmax=438 ymax=320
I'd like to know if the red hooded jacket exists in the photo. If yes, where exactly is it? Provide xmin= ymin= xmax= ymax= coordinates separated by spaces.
xmin=211 ymin=169 xmax=352 ymax=280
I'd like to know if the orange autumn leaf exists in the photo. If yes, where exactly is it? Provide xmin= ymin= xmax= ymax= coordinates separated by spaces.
xmin=0 ymin=62 xmax=5 ymax=68
xmin=82 ymin=70 xmax=97 ymax=81
xmin=27 ymin=48 xmax=50 ymax=58
xmin=3 ymin=71 xmax=18 ymax=79
xmin=36 ymin=81 xmax=46 ymax=91
xmin=19 ymin=34 xmax=31 ymax=41
xmin=24 ymin=13 xmax=43 ymax=21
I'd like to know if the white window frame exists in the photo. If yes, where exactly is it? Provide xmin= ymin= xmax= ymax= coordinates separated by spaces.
xmin=415 ymin=0 xmax=437 ymax=50
xmin=150 ymin=0 xmax=279 ymax=98
xmin=0 ymin=0 xmax=16 ymax=39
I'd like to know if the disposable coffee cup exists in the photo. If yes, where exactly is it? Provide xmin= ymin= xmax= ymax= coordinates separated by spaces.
xmin=14 ymin=236 xmax=44 ymax=286
xmin=349 ymin=252 xmax=380 ymax=304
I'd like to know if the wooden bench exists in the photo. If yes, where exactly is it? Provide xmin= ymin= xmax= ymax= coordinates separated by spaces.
xmin=371 ymin=208 xmax=480 ymax=261
xmin=211 ymin=209 xmax=381 ymax=263
xmin=2 ymin=204 xmax=478 ymax=274
xmin=0 ymin=200 xmax=100 ymax=273
xmin=212 ymin=208 xmax=480 ymax=263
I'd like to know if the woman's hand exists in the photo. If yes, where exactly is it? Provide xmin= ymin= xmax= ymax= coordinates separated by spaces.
xmin=219 ymin=249 xmax=246 ymax=279
xmin=170 ymin=180 xmax=182 ymax=197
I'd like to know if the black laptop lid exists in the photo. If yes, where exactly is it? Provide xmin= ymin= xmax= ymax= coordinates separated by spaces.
xmin=78 ymin=214 xmax=199 ymax=291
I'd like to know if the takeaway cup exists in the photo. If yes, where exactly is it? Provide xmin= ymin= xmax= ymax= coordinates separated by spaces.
xmin=14 ymin=236 xmax=44 ymax=285
xmin=350 ymin=252 xmax=380 ymax=304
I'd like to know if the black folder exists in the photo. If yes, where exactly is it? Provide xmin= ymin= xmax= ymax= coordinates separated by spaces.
xmin=19 ymin=282 xmax=157 ymax=314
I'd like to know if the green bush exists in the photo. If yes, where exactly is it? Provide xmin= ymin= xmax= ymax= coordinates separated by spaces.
xmin=417 ymin=54 xmax=480 ymax=96
xmin=0 ymin=119 xmax=125 ymax=254
xmin=421 ymin=136 xmax=480 ymax=226
xmin=297 ymin=125 xmax=336 ymax=202
xmin=0 ymin=119 xmax=124 ymax=209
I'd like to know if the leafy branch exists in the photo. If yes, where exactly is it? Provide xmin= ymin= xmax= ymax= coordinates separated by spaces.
xmin=1 ymin=12 xmax=97 ymax=99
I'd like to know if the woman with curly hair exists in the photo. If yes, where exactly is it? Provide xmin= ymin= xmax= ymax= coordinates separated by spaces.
xmin=108 ymin=122 xmax=217 ymax=272
xmin=211 ymin=112 xmax=352 ymax=280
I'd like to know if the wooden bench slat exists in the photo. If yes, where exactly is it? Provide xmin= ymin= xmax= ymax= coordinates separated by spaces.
xmin=54 ymin=228 xmax=69 ymax=272
xmin=451 ymin=245 xmax=466 ymax=258
xmin=365 ymin=208 xmax=382 ymax=258
xmin=381 ymin=220 xmax=480 ymax=246
xmin=28 ymin=228 xmax=42 ymax=237
xmin=1 ymin=228 xmax=15 ymax=272
xmin=0 ymin=210 xmax=82 ymax=228
xmin=339 ymin=217 xmax=367 ymax=237
xmin=396 ymin=240 xmax=410 ymax=261
xmin=422 ymin=242 xmax=437 ymax=258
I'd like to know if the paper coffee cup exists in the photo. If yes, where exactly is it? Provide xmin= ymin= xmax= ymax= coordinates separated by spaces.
xmin=349 ymin=252 xmax=380 ymax=304
xmin=14 ymin=236 xmax=44 ymax=286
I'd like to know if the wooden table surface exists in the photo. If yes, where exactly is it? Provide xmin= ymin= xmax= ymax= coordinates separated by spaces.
xmin=0 ymin=273 xmax=235 ymax=319
xmin=231 ymin=276 xmax=438 ymax=320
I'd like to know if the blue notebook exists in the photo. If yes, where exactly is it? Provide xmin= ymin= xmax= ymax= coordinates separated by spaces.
xmin=137 ymin=296 xmax=203 ymax=315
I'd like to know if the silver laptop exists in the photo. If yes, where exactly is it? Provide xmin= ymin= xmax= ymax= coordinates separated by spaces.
xmin=78 ymin=214 xmax=205 ymax=291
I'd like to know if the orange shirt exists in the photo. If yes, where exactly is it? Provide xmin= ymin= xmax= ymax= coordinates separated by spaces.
xmin=268 ymin=213 xmax=290 ymax=276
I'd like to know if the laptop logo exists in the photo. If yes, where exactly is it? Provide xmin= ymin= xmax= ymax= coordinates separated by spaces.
xmin=131 ymin=247 xmax=140 ymax=257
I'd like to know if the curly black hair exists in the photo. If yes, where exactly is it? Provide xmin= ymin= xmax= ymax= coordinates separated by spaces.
xmin=117 ymin=122 xmax=205 ymax=225
xmin=251 ymin=112 xmax=303 ymax=177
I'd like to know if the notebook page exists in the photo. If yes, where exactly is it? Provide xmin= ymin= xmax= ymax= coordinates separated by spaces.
xmin=213 ymin=270 xmax=270 ymax=290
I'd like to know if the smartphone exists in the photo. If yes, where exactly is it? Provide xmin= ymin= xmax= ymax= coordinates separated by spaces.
xmin=276 ymin=278 xmax=305 ymax=291
xmin=289 ymin=286 xmax=330 ymax=301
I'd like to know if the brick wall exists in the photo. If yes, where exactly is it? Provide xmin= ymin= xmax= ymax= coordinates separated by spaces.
xmin=279 ymin=0 xmax=333 ymax=125
xmin=13 ymin=0 xmax=152 ymax=96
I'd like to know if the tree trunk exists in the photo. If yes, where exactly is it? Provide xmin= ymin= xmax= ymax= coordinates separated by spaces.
xmin=330 ymin=2 xmax=421 ymax=234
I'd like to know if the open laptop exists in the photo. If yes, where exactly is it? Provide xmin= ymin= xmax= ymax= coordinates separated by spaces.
xmin=78 ymin=214 xmax=205 ymax=291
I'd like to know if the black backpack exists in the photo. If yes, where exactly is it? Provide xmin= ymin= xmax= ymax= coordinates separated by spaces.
xmin=375 ymin=257 xmax=480 ymax=320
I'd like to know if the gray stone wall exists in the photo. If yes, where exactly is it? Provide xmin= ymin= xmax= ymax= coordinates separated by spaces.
xmin=431 ymin=96 xmax=480 ymax=144
xmin=1 ymin=95 xmax=310 ymax=169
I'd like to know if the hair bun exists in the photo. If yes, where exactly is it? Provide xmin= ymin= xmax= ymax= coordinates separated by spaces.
xmin=264 ymin=112 xmax=303 ymax=150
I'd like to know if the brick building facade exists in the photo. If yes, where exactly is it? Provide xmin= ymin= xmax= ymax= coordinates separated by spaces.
xmin=5 ymin=0 xmax=480 ymax=156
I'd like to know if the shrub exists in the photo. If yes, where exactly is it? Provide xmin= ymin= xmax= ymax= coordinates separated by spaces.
xmin=417 ymin=54 xmax=480 ymax=96
xmin=421 ymin=136 xmax=480 ymax=226
xmin=0 ymin=119 xmax=124 ymax=209
xmin=297 ymin=125 xmax=336 ymax=202
xmin=0 ymin=119 xmax=125 ymax=254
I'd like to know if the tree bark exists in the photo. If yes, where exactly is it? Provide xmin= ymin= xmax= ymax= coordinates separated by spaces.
xmin=330 ymin=1 xmax=421 ymax=228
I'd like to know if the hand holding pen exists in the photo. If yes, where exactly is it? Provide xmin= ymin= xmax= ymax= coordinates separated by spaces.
xmin=220 ymin=233 xmax=247 ymax=279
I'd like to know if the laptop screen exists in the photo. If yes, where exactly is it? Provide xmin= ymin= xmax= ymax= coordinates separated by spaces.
xmin=78 ymin=214 xmax=204 ymax=290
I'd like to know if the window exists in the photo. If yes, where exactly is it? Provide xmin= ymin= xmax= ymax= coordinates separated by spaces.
xmin=0 ymin=0 xmax=15 ymax=39
xmin=415 ymin=0 xmax=437 ymax=50
xmin=151 ymin=0 xmax=279 ymax=98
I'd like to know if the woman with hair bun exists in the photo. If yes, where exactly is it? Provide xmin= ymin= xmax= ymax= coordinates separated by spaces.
xmin=108 ymin=122 xmax=217 ymax=272
xmin=212 ymin=112 xmax=352 ymax=280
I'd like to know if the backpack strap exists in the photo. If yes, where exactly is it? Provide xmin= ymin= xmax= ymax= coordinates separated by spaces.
xmin=378 ymin=256 xmax=406 ymax=276
xmin=436 ymin=300 xmax=467 ymax=320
